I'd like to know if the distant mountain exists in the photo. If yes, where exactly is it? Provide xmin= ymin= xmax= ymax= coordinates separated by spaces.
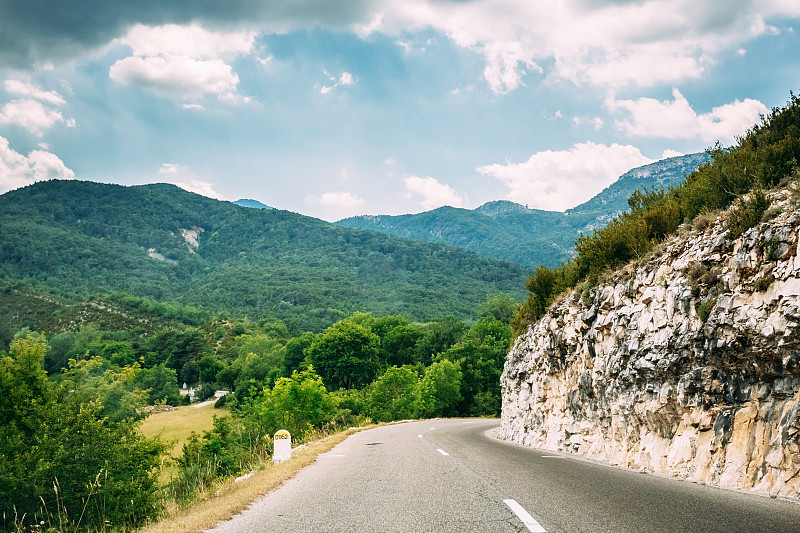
xmin=0 ymin=180 xmax=528 ymax=333
xmin=336 ymin=152 xmax=710 ymax=268
xmin=565 ymin=152 xmax=711 ymax=233
xmin=234 ymin=198 xmax=273 ymax=210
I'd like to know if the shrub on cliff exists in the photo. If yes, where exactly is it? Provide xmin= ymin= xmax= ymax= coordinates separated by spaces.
xmin=514 ymin=91 xmax=800 ymax=332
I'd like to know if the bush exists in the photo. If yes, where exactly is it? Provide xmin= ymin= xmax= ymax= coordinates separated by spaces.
xmin=0 ymin=334 xmax=164 ymax=531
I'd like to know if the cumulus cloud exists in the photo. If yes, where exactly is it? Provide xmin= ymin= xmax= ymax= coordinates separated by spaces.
xmin=4 ymin=80 xmax=66 ymax=105
xmin=608 ymin=89 xmax=769 ymax=144
xmin=477 ymin=142 xmax=654 ymax=211
xmin=110 ymin=56 xmax=241 ymax=101
xmin=0 ymin=136 xmax=75 ymax=193
xmin=155 ymin=162 xmax=223 ymax=198
xmin=0 ymin=80 xmax=74 ymax=135
xmin=308 ymin=190 xmax=365 ymax=209
xmin=572 ymin=116 xmax=604 ymax=130
xmin=358 ymin=0 xmax=800 ymax=93
xmin=110 ymin=24 xmax=254 ymax=102
xmin=0 ymin=99 xmax=67 ymax=136
xmin=404 ymin=175 xmax=466 ymax=210
xmin=170 ymin=178 xmax=224 ymax=199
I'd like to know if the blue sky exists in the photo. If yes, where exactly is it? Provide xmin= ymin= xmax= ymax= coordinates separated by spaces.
xmin=1 ymin=0 xmax=799 ymax=221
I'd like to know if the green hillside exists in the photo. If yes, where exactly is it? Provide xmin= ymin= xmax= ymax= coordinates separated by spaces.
xmin=0 ymin=180 xmax=528 ymax=333
xmin=336 ymin=152 xmax=710 ymax=268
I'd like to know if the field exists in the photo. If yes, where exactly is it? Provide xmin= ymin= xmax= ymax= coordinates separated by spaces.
xmin=139 ymin=401 xmax=228 ymax=458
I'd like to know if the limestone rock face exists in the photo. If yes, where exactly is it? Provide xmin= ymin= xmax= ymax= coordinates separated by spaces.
xmin=501 ymin=196 xmax=800 ymax=497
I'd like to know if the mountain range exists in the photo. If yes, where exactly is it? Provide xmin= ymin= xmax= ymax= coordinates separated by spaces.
xmin=336 ymin=152 xmax=710 ymax=268
xmin=0 ymin=180 xmax=528 ymax=333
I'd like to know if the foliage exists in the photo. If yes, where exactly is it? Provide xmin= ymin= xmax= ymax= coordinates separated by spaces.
xmin=253 ymin=367 xmax=339 ymax=439
xmin=367 ymin=366 xmax=421 ymax=422
xmin=418 ymin=360 xmax=463 ymax=418
xmin=0 ymin=334 xmax=163 ymax=531
xmin=0 ymin=180 xmax=529 ymax=333
xmin=306 ymin=318 xmax=381 ymax=390
xmin=514 ymin=91 xmax=800 ymax=330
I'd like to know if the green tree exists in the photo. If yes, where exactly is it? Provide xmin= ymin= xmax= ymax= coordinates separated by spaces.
xmin=0 ymin=333 xmax=163 ymax=531
xmin=419 ymin=360 xmax=462 ymax=418
xmin=367 ymin=366 xmax=421 ymax=422
xmin=133 ymin=362 xmax=182 ymax=405
xmin=255 ymin=367 xmax=338 ymax=438
xmin=306 ymin=318 xmax=381 ymax=389
xmin=478 ymin=293 xmax=517 ymax=323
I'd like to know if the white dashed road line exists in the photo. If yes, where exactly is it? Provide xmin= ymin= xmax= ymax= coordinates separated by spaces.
xmin=436 ymin=448 xmax=450 ymax=456
xmin=504 ymin=499 xmax=547 ymax=532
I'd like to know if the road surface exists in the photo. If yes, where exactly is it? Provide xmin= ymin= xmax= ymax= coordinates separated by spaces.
xmin=207 ymin=419 xmax=800 ymax=532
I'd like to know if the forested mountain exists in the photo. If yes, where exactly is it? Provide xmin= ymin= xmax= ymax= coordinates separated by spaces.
xmin=0 ymin=180 xmax=528 ymax=333
xmin=336 ymin=152 xmax=710 ymax=268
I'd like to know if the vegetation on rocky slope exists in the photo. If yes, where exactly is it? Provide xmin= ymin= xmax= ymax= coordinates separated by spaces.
xmin=513 ymin=91 xmax=800 ymax=334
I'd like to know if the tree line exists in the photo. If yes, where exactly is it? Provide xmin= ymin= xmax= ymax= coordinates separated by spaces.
xmin=0 ymin=293 xmax=516 ymax=531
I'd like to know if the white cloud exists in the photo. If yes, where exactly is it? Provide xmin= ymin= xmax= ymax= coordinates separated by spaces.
xmin=153 ymin=162 xmax=223 ymax=199
xmin=308 ymin=191 xmax=365 ymax=209
xmin=0 ymin=79 xmax=74 ymax=135
xmin=0 ymin=136 xmax=75 ymax=193
xmin=661 ymin=149 xmax=685 ymax=159
xmin=171 ymin=178 xmax=223 ymax=199
xmin=403 ymin=175 xmax=466 ymax=210
xmin=477 ymin=141 xmax=654 ymax=211
xmin=110 ymin=56 xmax=241 ymax=101
xmin=158 ymin=163 xmax=179 ymax=174
xmin=0 ymin=99 xmax=69 ymax=136
xmin=120 ymin=24 xmax=255 ymax=58
xmin=360 ymin=0 xmax=800 ymax=93
xmin=572 ymin=116 xmax=604 ymax=130
xmin=608 ymin=89 xmax=769 ymax=144
xmin=4 ymin=80 xmax=65 ymax=105
xmin=320 ymin=71 xmax=358 ymax=94
xmin=110 ymin=24 xmax=254 ymax=102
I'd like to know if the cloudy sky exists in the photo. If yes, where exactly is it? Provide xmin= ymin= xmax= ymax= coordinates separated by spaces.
xmin=0 ymin=1 xmax=798 ymax=220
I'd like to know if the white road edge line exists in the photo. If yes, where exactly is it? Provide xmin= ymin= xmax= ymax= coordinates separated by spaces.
xmin=436 ymin=448 xmax=449 ymax=456
xmin=504 ymin=499 xmax=546 ymax=533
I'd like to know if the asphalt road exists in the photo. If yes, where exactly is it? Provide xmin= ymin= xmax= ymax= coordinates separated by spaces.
xmin=207 ymin=419 xmax=800 ymax=533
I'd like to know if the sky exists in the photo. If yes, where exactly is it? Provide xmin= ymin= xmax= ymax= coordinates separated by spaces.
xmin=0 ymin=1 xmax=799 ymax=221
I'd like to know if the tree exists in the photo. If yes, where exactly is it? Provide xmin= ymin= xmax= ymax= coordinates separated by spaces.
xmin=255 ymin=367 xmax=338 ymax=438
xmin=478 ymin=293 xmax=517 ymax=323
xmin=367 ymin=366 xmax=420 ymax=422
xmin=306 ymin=319 xmax=381 ymax=389
xmin=282 ymin=331 xmax=316 ymax=376
xmin=133 ymin=362 xmax=182 ymax=405
xmin=381 ymin=323 xmax=424 ymax=367
xmin=0 ymin=333 xmax=163 ymax=531
xmin=419 ymin=360 xmax=462 ymax=418
xmin=414 ymin=316 xmax=467 ymax=365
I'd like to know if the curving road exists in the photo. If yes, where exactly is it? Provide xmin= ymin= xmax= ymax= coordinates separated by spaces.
xmin=207 ymin=419 xmax=800 ymax=533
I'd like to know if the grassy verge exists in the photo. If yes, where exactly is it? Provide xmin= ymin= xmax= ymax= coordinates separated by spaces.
xmin=138 ymin=426 xmax=372 ymax=533
xmin=139 ymin=403 xmax=227 ymax=458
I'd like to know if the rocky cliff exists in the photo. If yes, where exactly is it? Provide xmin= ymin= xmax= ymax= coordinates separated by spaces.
xmin=501 ymin=189 xmax=800 ymax=497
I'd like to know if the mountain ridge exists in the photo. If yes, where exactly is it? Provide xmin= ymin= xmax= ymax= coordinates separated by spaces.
xmin=0 ymin=180 xmax=528 ymax=333
xmin=337 ymin=152 xmax=711 ymax=268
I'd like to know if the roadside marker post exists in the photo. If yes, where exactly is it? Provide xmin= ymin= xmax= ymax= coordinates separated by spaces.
xmin=273 ymin=430 xmax=292 ymax=463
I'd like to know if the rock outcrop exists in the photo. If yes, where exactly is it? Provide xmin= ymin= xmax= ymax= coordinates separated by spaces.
xmin=501 ymin=190 xmax=800 ymax=497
